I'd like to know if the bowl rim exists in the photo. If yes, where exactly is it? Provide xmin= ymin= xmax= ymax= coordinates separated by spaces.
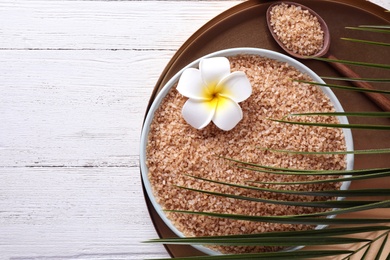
xmin=140 ymin=47 xmax=354 ymax=255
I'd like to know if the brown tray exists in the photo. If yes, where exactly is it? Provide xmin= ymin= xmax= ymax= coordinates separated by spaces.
xmin=141 ymin=0 xmax=390 ymax=257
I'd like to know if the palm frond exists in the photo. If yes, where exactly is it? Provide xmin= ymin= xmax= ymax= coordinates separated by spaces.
xmin=250 ymin=171 xmax=390 ymax=185
xmin=346 ymin=25 xmax=390 ymax=33
xmin=269 ymin=118 xmax=390 ymax=130
xmin=341 ymin=37 xmax=390 ymax=46
xmin=357 ymin=25 xmax=390 ymax=29
xmin=221 ymin=156 xmax=390 ymax=175
xmin=237 ymin=165 xmax=390 ymax=177
xmin=321 ymin=76 xmax=390 ymax=83
xmin=146 ymin=226 xmax=390 ymax=242
xmin=148 ymin=250 xmax=354 ymax=260
xmin=261 ymin=147 xmax=390 ymax=155
xmin=312 ymin=57 xmax=390 ymax=69
xmin=148 ymin=235 xmax=371 ymax=246
xmin=166 ymin=210 xmax=390 ymax=225
xmin=290 ymin=200 xmax=390 ymax=218
xmin=185 ymin=174 xmax=390 ymax=197
xmin=284 ymin=111 xmax=390 ymax=118
xmin=293 ymin=80 xmax=390 ymax=94
xmin=175 ymin=185 xmax=388 ymax=208
xmin=145 ymin=236 xmax=369 ymax=246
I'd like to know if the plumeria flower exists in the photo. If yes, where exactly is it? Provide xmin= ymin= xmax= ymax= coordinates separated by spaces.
xmin=176 ymin=57 xmax=252 ymax=131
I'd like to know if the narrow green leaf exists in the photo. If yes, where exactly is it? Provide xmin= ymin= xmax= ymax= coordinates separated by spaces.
xmin=341 ymin=37 xmax=390 ymax=47
xmin=238 ymin=165 xmax=390 ymax=177
xmin=144 ymin=236 xmax=369 ymax=246
xmin=321 ymin=76 xmax=390 ymax=83
xmin=147 ymin=250 xmax=353 ymax=260
xmin=375 ymin=234 xmax=389 ymax=260
xmin=221 ymin=155 xmax=312 ymax=173
xmin=146 ymin=226 xmax=390 ymax=242
xmin=175 ymin=185 xmax=387 ymax=208
xmin=262 ymin=147 xmax=390 ymax=155
xmin=359 ymin=25 xmax=390 ymax=29
xmin=221 ymin=156 xmax=390 ymax=175
xmin=236 ymin=164 xmax=328 ymax=175
xmin=270 ymin=118 xmax=390 ymax=130
xmin=286 ymin=112 xmax=390 ymax=118
xmin=290 ymin=200 xmax=390 ymax=218
xmin=167 ymin=210 xmax=390 ymax=225
xmin=281 ymin=189 xmax=390 ymax=197
xmin=186 ymin=174 xmax=390 ymax=197
xmin=251 ymin=171 xmax=390 ymax=185
xmin=312 ymin=57 xmax=390 ymax=69
xmin=346 ymin=26 xmax=390 ymax=33
xmin=294 ymin=80 xmax=390 ymax=94
xmin=235 ymin=163 xmax=319 ymax=174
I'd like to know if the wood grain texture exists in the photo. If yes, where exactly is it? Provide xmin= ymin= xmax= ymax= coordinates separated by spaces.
xmin=0 ymin=0 xmax=388 ymax=259
xmin=0 ymin=50 xmax=174 ymax=167
xmin=0 ymin=0 xmax=243 ymax=50
xmin=0 ymin=167 xmax=166 ymax=259
xmin=0 ymin=1 xmax=242 ymax=259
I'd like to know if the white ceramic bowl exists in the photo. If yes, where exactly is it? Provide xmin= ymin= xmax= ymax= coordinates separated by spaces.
xmin=140 ymin=47 xmax=354 ymax=255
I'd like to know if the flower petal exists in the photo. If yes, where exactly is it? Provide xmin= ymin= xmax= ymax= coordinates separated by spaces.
xmin=212 ymin=96 xmax=243 ymax=131
xmin=200 ymin=57 xmax=231 ymax=89
xmin=217 ymin=71 xmax=252 ymax=102
xmin=177 ymin=68 xmax=208 ymax=100
xmin=181 ymin=99 xmax=217 ymax=129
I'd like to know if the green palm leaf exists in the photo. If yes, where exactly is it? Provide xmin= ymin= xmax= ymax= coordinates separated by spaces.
xmin=175 ymin=185 xmax=388 ymax=208
xmin=321 ymin=76 xmax=390 ymax=83
xmin=146 ymin=226 xmax=390 ymax=242
xmin=269 ymin=118 xmax=390 ymax=130
xmin=166 ymin=210 xmax=390 ymax=225
xmin=346 ymin=25 xmax=390 ymax=33
xmin=145 ymin=236 xmax=369 ymax=246
xmin=294 ymin=80 xmax=390 ymax=94
xmin=185 ymin=174 xmax=390 ymax=197
xmin=168 ymin=200 xmax=390 ymax=220
xmin=149 ymin=250 xmax=353 ymax=260
xmin=284 ymin=111 xmax=390 ymax=118
xmin=250 ymin=171 xmax=390 ymax=185
xmin=312 ymin=57 xmax=390 ymax=69
xmin=341 ymin=37 xmax=390 ymax=47
xmin=238 ymin=166 xmax=390 ymax=177
xmin=221 ymin=156 xmax=390 ymax=175
xmin=262 ymin=147 xmax=390 ymax=155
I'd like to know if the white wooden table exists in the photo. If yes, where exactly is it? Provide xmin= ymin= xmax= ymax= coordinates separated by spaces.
xmin=1 ymin=1 xmax=388 ymax=259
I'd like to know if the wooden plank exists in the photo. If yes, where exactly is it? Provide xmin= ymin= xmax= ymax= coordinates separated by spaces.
xmin=0 ymin=50 xmax=174 ymax=167
xmin=0 ymin=166 xmax=169 ymax=259
xmin=0 ymin=0 xmax=243 ymax=50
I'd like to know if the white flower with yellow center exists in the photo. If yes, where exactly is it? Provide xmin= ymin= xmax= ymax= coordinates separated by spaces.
xmin=177 ymin=57 xmax=252 ymax=131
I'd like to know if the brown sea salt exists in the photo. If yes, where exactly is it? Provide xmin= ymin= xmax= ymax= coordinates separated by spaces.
xmin=269 ymin=3 xmax=324 ymax=56
xmin=146 ymin=54 xmax=346 ymax=254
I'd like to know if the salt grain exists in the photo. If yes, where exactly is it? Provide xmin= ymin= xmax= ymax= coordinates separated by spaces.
xmin=269 ymin=3 xmax=324 ymax=56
